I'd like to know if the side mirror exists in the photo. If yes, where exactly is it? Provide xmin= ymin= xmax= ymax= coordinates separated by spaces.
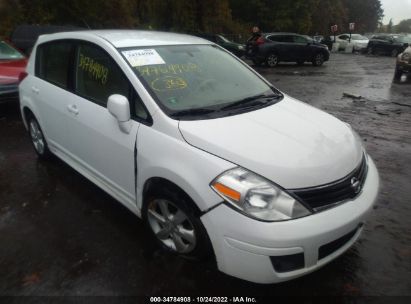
xmin=107 ymin=94 xmax=132 ymax=134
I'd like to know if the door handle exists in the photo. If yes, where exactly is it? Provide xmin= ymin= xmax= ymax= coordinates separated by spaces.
xmin=31 ymin=86 xmax=39 ymax=94
xmin=67 ymin=104 xmax=79 ymax=115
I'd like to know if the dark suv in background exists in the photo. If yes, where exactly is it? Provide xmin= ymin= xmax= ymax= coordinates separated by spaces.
xmin=246 ymin=32 xmax=330 ymax=67
xmin=367 ymin=34 xmax=411 ymax=57
xmin=194 ymin=33 xmax=245 ymax=57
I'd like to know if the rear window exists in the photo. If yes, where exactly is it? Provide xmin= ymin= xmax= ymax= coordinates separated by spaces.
xmin=36 ymin=41 xmax=73 ymax=88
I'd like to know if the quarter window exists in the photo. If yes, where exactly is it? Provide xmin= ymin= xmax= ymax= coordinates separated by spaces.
xmin=36 ymin=40 xmax=73 ymax=88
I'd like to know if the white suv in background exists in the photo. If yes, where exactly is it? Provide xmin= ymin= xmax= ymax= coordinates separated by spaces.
xmin=19 ymin=30 xmax=379 ymax=284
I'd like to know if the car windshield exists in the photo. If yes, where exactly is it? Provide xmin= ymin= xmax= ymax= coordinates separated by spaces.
xmin=0 ymin=41 xmax=24 ymax=60
xmin=119 ymin=45 xmax=282 ymax=120
xmin=217 ymin=35 xmax=230 ymax=43
xmin=395 ymin=36 xmax=411 ymax=43
xmin=351 ymin=34 xmax=368 ymax=40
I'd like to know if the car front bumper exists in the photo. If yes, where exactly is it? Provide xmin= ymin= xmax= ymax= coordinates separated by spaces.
xmin=396 ymin=59 xmax=411 ymax=73
xmin=201 ymin=157 xmax=379 ymax=284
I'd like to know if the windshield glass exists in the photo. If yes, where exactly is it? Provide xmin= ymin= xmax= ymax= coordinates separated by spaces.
xmin=119 ymin=45 xmax=281 ymax=120
xmin=395 ymin=36 xmax=411 ymax=43
xmin=0 ymin=41 xmax=24 ymax=60
xmin=351 ymin=34 xmax=368 ymax=40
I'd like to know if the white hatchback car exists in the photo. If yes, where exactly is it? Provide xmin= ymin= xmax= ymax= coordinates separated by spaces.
xmin=19 ymin=30 xmax=379 ymax=284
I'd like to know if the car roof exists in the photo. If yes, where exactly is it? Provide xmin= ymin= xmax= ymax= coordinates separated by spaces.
xmin=37 ymin=30 xmax=212 ymax=48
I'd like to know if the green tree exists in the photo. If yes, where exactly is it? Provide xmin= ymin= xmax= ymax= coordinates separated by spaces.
xmin=395 ymin=19 xmax=411 ymax=33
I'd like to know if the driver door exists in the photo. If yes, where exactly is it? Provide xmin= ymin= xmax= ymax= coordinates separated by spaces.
xmin=65 ymin=41 xmax=149 ymax=209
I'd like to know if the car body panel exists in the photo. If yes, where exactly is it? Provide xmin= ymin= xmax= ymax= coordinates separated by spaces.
xmin=247 ymin=32 xmax=330 ymax=64
xmin=0 ymin=41 xmax=27 ymax=102
xmin=179 ymin=96 xmax=363 ymax=189
xmin=19 ymin=30 xmax=379 ymax=284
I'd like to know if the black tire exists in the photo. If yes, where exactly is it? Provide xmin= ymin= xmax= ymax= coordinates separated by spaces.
xmin=394 ymin=66 xmax=403 ymax=82
xmin=142 ymin=186 xmax=213 ymax=260
xmin=391 ymin=49 xmax=399 ymax=57
xmin=252 ymin=58 xmax=263 ymax=66
xmin=367 ymin=47 xmax=375 ymax=55
xmin=312 ymin=53 xmax=325 ymax=66
xmin=27 ymin=115 xmax=51 ymax=160
xmin=266 ymin=53 xmax=279 ymax=67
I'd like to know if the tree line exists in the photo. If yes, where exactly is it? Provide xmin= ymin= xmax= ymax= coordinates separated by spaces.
xmin=0 ymin=0 xmax=390 ymax=39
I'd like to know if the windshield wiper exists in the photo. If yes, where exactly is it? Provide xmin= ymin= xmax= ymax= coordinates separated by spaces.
xmin=220 ymin=94 xmax=281 ymax=111
xmin=170 ymin=108 xmax=216 ymax=118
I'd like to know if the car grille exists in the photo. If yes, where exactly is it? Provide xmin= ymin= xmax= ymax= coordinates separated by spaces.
xmin=290 ymin=155 xmax=368 ymax=212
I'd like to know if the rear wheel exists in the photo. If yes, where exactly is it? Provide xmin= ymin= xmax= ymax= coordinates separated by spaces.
xmin=367 ymin=47 xmax=375 ymax=55
xmin=312 ymin=53 xmax=325 ymax=66
xmin=28 ymin=116 xmax=51 ymax=160
xmin=266 ymin=53 xmax=279 ymax=67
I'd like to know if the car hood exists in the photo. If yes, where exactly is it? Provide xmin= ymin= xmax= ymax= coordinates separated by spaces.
xmin=178 ymin=96 xmax=363 ymax=189
xmin=0 ymin=59 xmax=27 ymax=84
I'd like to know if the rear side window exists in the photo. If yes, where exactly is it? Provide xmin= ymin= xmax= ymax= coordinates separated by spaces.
xmin=36 ymin=40 xmax=73 ymax=88
xmin=75 ymin=43 xmax=130 ymax=107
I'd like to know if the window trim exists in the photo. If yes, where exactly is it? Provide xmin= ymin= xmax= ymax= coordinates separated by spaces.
xmin=35 ymin=39 xmax=76 ymax=91
xmin=35 ymin=38 xmax=152 ymax=126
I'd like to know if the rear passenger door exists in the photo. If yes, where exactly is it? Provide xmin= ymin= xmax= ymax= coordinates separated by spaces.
xmin=34 ymin=40 xmax=75 ymax=155
xmin=66 ymin=41 xmax=150 ymax=208
xmin=266 ymin=35 xmax=293 ymax=61
xmin=291 ymin=35 xmax=311 ymax=61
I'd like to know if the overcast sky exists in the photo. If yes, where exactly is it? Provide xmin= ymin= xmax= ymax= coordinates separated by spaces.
xmin=381 ymin=0 xmax=411 ymax=24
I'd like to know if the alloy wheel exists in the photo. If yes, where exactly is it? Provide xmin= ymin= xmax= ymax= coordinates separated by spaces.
xmin=316 ymin=54 xmax=324 ymax=65
xmin=147 ymin=199 xmax=196 ymax=253
xmin=29 ymin=119 xmax=45 ymax=155
xmin=267 ymin=54 xmax=278 ymax=67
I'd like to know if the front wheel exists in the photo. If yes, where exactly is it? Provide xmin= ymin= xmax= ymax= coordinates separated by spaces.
xmin=312 ymin=53 xmax=325 ymax=66
xmin=143 ymin=187 xmax=212 ymax=260
xmin=394 ymin=66 xmax=403 ymax=82
xmin=391 ymin=49 xmax=399 ymax=57
xmin=28 ymin=116 xmax=51 ymax=160
xmin=266 ymin=53 xmax=279 ymax=67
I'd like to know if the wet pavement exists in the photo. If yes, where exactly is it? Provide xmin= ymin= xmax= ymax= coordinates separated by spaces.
xmin=0 ymin=53 xmax=410 ymax=296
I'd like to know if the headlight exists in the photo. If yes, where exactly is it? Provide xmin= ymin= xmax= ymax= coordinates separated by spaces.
xmin=211 ymin=168 xmax=311 ymax=221
xmin=238 ymin=45 xmax=245 ymax=50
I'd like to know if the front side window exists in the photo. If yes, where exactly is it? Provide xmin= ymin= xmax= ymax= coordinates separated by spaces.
xmin=36 ymin=40 xmax=72 ymax=88
xmin=293 ymin=36 xmax=308 ymax=44
xmin=75 ymin=43 xmax=130 ymax=107
xmin=0 ymin=41 xmax=24 ymax=60
xmin=119 ymin=45 xmax=282 ymax=120
xmin=74 ymin=43 xmax=149 ymax=122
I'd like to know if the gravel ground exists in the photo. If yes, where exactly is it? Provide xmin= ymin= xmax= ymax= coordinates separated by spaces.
xmin=0 ymin=53 xmax=410 ymax=297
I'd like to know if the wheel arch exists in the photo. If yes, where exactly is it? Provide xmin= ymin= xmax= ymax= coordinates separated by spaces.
xmin=142 ymin=177 xmax=203 ymax=217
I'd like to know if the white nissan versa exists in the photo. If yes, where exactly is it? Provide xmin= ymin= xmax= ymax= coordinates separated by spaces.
xmin=19 ymin=30 xmax=379 ymax=284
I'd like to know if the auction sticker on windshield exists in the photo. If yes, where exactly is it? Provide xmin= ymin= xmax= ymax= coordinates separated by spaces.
xmin=122 ymin=49 xmax=165 ymax=67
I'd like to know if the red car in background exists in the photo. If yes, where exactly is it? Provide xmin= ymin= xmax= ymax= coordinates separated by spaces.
xmin=0 ymin=40 xmax=27 ymax=103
